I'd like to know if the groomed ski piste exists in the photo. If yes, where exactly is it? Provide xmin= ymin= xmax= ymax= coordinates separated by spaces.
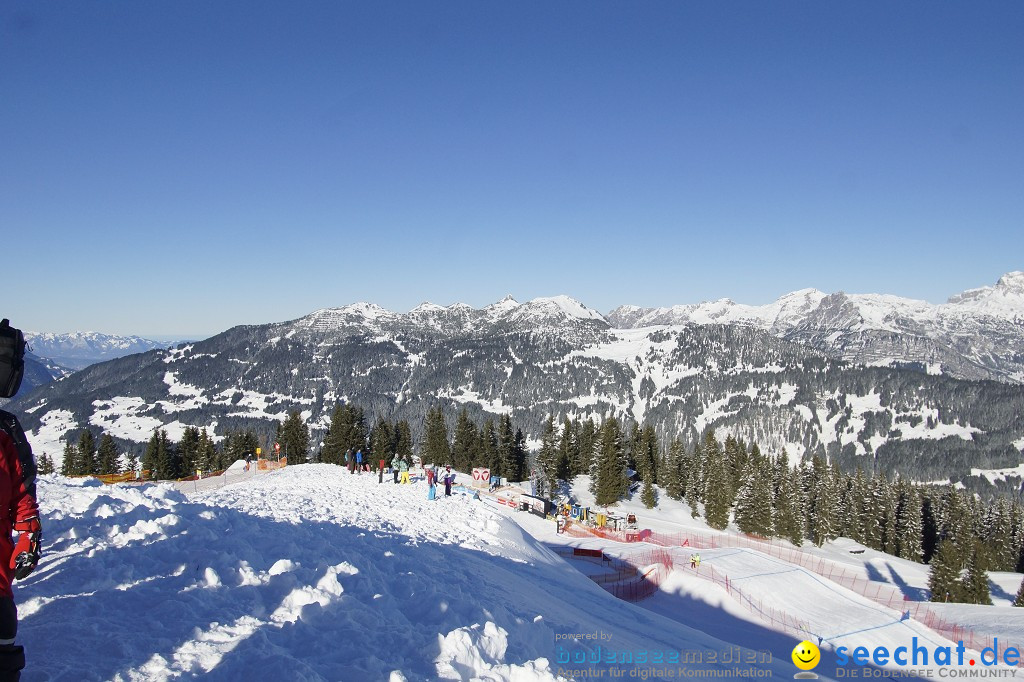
xmin=15 ymin=464 xmax=1024 ymax=681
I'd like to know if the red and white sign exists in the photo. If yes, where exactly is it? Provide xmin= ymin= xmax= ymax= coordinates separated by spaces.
xmin=471 ymin=468 xmax=491 ymax=487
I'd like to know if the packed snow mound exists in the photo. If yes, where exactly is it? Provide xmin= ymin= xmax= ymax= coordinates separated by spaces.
xmin=18 ymin=466 xmax=791 ymax=681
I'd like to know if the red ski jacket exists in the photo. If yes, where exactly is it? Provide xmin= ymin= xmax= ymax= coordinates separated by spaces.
xmin=0 ymin=428 xmax=39 ymax=598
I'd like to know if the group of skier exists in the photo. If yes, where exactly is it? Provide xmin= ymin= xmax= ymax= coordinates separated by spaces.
xmin=343 ymin=450 xmax=454 ymax=499
xmin=343 ymin=449 xmax=368 ymax=474
xmin=423 ymin=463 xmax=455 ymax=500
xmin=380 ymin=454 xmax=455 ymax=499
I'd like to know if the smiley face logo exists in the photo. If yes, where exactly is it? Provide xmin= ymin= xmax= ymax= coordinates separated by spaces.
xmin=791 ymin=640 xmax=820 ymax=671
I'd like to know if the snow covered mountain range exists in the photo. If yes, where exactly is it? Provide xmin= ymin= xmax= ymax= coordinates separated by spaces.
xmin=24 ymin=330 xmax=175 ymax=371
xmin=11 ymin=275 xmax=1024 ymax=486
xmin=609 ymin=271 xmax=1024 ymax=384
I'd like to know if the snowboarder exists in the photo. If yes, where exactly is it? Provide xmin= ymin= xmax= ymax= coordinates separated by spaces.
xmin=0 ymin=319 xmax=41 ymax=681
xmin=399 ymin=458 xmax=410 ymax=485
xmin=444 ymin=465 xmax=454 ymax=497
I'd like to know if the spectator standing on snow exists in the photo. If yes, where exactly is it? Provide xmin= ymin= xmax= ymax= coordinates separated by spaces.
xmin=355 ymin=449 xmax=363 ymax=474
xmin=391 ymin=454 xmax=400 ymax=484
xmin=443 ymin=465 xmax=454 ymax=496
xmin=0 ymin=319 xmax=41 ymax=680
xmin=426 ymin=467 xmax=436 ymax=500
xmin=399 ymin=458 xmax=410 ymax=484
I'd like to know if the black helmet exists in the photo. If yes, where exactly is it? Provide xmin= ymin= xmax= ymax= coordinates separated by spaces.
xmin=0 ymin=319 xmax=26 ymax=399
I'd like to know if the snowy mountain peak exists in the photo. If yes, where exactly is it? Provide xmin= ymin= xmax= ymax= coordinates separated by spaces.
xmin=946 ymin=271 xmax=1024 ymax=316
xmin=409 ymin=302 xmax=447 ymax=314
xmin=298 ymin=304 xmax=397 ymax=334
xmin=483 ymin=295 xmax=521 ymax=317
xmin=997 ymin=271 xmax=1024 ymax=291
xmin=525 ymin=295 xmax=606 ymax=323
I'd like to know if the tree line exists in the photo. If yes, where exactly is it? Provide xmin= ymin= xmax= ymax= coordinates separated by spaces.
xmin=51 ymin=411 xmax=312 ymax=480
xmin=533 ymin=414 xmax=1024 ymax=607
xmin=47 ymin=400 xmax=1024 ymax=606
xmin=316 ymin=403 xmax=530 ymax=480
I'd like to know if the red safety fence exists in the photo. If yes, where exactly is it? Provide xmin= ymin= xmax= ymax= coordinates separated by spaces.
xmin=559 ymin=521 xmax=1016 ymax=662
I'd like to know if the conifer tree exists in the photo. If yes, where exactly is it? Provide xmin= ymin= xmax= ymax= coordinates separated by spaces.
xmin=663 ymin=438 xmax=685 ymax=500
xmin=478 ymin=419 xmax=499 ymax=472
xmin=936 ymin=489 xmax=973 ymax=553
xmin=1014 ymin=578 xmax=1024 ymax=607
xmin=843 ymin=469 xmax=866 ymax=542
xmin=450 ymin=409 xmax=477 ymax=473
xmin=959 ymin=543 xmax=992 ymax=605
xmin=592 ymin=416 xmax=628 ymax=506
xmin=496 ymin=415 xmax=516 ymax=479
xmin=702 ymin=435 xmax=731 ymax=530
xmin=805 ymin=456 xmax=837 ymax=546
xmin=772 ymin=457 xmax=804 ymax=546
xmin=873 ymin=474 xmax=899 ymax=554
xmin=536 ymin=415 xmax=561 ymax=497
xmin=982 ymin=499 xmax=1015 ymax=571
xmin=734 ymin=453 xmax=773 ymax=537
xmin=178 ymin=426 xmax=200 ymax=476
xmin=394 ymin=420 xmax=414 ymax=466
xmin=123 ymin=448 xmax=139 ymax=478
xmin=895 ymin=479 xmax=924 ymax=562
xmin=60 ymin=441 xmax=77 ymax=476
xmin=280 ymin=411 xmax=310 ymax=464
xmin=635 ymin=424 xmax=659 ymax=484
xmin=321 ymin=404 xmax=349 ymax=465
xmin=685 ymin=442 xmax=703 ymax=518
xmin=702 ymin=430 xmax=726 ymax=498
xmin=421 ymin=405 xmax=451 ymax=466
xmin=78 ymin=429 xmax=98 ymax=476
xmin=154 ymin=430 xmax=178 ymax=480
xmin=577 ymin=418 xmax=597 ymax=477
xmin=928 ymin=540 xmax=963 ymax=603
xmin=723 ymin=434 xmax=747 ymax=493
xmin=97 ymin=433 xmax=120 ymax=475
xmin=319 ymin=403 xmax=368 ymax=463
xmin=194 ymin=428 xmax=216 ymax=471
xmin=38 ymin=452 xmax=55 ymax=476
xmin=560 ymin=418 xmax=580 ymax=479
xmin=512 ymin=428 xmax=528 ymax=482
xmin=641 ymin=469 xmax=657 ymax=509
xmin=141 ymin=430 xmax=160 ymax=480
xmin=861 ymin=475 xmax=884 ymax=550
xmin=1009 ymin=503 xmax=1024 ymax=572
xmin=369 ymin=418 xmax=394 ymax=469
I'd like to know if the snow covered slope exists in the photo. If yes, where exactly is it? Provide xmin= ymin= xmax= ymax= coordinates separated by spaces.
xmin=21 ymin=466 xmax=806 ymax=681
xmin=19 ymin=466 xmax=1024 ymax=681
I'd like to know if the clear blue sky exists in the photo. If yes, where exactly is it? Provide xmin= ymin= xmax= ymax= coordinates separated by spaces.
xmin=3 ymin=1 xmax=1022 ymax=339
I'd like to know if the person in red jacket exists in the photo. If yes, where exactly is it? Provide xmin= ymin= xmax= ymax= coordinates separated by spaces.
xmin=0 ymin=319 xmax=41 ymax=681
